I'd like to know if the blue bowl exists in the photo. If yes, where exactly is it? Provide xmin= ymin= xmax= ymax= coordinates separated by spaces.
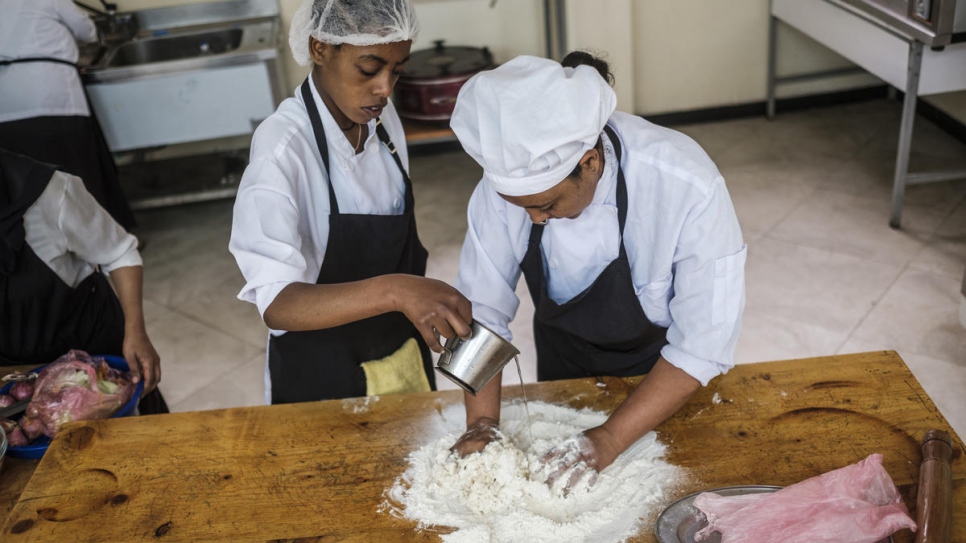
xmin=0 ymin=355 xmax=143 ymax=459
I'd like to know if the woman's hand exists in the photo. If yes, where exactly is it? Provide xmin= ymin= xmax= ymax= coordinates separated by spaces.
xmin=122 ymin=328 xmax=160 ymax=393
xmin=389 ymin=274 xmax=473 ymax=352
xmin=108 ymin=265 xmax=160 ymax=393
xmin=450 ymin=416 xmax=501 ymax=457
xmin=535 ymin=426 xmax=622 ymax=495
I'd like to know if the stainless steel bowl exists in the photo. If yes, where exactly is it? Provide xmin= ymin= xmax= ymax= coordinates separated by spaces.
xmin=0 ymin=426 xmax=7 ymax=474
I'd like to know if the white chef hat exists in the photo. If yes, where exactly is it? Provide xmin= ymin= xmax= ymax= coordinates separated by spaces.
xmin=289 ymin=0 xmax=420 ymax=67
xmin=450 ymin=55 xmax=616 ymax=197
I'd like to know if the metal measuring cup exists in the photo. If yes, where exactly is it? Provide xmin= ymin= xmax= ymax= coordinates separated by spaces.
xmin=435 ymin=320 xmax=520 ymax=395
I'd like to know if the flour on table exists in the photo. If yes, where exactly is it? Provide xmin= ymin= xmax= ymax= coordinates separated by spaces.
xmin=342 ymin=396 xmax=379 ymax=413
xmin=383 ymin=401 xmax=683 ymax=543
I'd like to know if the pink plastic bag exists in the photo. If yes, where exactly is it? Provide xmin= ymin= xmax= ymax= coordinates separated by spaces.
xmin=694 ymin=454 xmax=917 ymax=543
xmin=20 ymin=350 xmax=136 ymax=439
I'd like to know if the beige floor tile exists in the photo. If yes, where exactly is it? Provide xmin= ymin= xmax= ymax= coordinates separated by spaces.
xmin=734 ymin=309 xmax=847 ymax=364
xmin=175 ymin=273 xmax=267 ymax=350
xmin=745 ymin=237 xmax=902 ymax=332
xmin=911 ymin=197 xmax=966 ymax=281
xmin=721 ymin=161 xmax=820 ymax=239
xmin=138 ymin=204 xmax=241 ymax=310
xmin=769 ymin=188 xmax=935 ymax=266
xmin=145 ymin=299 xmax=262 ymax=406
xmin=821 ymin=148 xmax=966 ymax=209
xmin=168 ymin=352 xmax=266 ymax=412
xmin=851 ymin=268 xmax=966 ymax=362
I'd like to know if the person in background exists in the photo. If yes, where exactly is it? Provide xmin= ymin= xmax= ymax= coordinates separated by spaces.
xmin=448 ymin=53 xmax=746 ymax=490
xmin=229 ymin=0 xmax=472 ymax=405
xmin=0 ymin=149 xmax=164 ymax=412
xmin=0 ymin=0 xmax=136 ymax=230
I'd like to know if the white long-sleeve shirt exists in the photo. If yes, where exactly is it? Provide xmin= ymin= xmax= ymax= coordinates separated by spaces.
xmin=0 ymin=0 xmax=97 ymax=123
xmin=24 ymin=170 xmax=141 ymax=286
xmin=456 ymin=111 xmax=746 ymax=386
xmin=229 ymin=77 xmax=411 ymax=333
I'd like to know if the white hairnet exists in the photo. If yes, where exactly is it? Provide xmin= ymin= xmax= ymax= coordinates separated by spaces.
xmin=289 ymin=0 xmax=420 ymax=66
xmin=450 ymin=55 xmax=616 ymax=197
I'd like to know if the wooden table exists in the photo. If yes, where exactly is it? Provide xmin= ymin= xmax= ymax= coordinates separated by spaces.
xmin=1 ymin=351 xmax=962 ymax=542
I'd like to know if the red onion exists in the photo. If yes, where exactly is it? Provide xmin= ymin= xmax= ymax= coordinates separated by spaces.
xmin=0 ymin=416 xmax=18 ymax=435
xmin=1 ymin=417 xmax=29 ymax=447
xmin=9 ymin=380 xmax=33 ymax=401
xmin=19 ymin=415 xmax=45 ymax=442
xmin=0 ymin=394 xmax=15 ymax=408
xmin=5 ymin=426 xmax=29 ymax=447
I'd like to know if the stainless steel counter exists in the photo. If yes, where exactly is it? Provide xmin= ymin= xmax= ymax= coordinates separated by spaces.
xmin=78 ymin=0 xmax=288 ymax=208
xmin=836 ymin=0 xmax=966 ymax=47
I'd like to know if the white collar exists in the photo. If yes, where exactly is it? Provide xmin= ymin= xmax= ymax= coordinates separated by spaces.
xmin=591 ymin=127 xmax=619 ymax=207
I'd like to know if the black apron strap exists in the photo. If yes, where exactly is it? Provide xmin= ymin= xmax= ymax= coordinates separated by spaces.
xmin=375 ymin=119 xmax=415 ymax=211
xmin=602 ymin=125 xmax=628 ymax=259
xmin=300 ymin=78 xmax=340 ymax=215
xmin=0 ymin=57 xmax=78 ymax=68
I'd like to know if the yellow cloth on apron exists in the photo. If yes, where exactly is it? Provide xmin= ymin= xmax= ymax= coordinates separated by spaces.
xmin=361 ymin=337 xmax=431 ymax=396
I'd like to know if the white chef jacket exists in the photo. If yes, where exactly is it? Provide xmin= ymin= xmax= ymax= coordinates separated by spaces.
xmin=229 ymin=77 xmax=411 ymax=331
xmin=0 ymin=0 xmax=97 ymax=123
xmin=456 ymin=111 xmax=746 ymax=386
xmin=23 ymin=170 xmax=142 ymax=286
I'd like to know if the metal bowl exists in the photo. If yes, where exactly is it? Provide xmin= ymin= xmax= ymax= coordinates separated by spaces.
xmin=654 ymin=485 xmax=894 ymax=543
xmin=0 ymin=425 xmax=7 ymax=474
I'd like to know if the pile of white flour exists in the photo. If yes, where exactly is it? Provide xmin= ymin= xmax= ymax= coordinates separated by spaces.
xmin=383 ymin=401 xmax=683 ymax=543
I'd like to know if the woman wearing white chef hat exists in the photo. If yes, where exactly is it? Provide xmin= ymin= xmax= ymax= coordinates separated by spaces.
xmin=449 ymin=52 xmax=746 ymax=488
xmin=229 ymin=0 xmax=472 ymax=404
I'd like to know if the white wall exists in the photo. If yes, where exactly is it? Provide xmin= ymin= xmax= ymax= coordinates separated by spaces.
xmin=628 ymin=0 xmax=884 ymax=114
xmin=112 ymin=0 xmax=966 ymax=122
xmin=565 ymin=0 xmax=636 ymax=114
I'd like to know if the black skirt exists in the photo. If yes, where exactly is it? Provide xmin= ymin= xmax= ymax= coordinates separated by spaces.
xmin=0 ymin=115 xmax=136 ymax=229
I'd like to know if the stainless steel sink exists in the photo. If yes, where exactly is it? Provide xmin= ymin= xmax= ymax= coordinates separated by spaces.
xmin=105 ymin=28 xmax=243 ymax=67
xmin=80 ymin=0 xmax=288 ymax=162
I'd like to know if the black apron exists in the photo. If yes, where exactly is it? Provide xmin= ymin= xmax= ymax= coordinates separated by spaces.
xmin=520 ymin=125 xmax=668 ymax=381
xmin=266 ymin=79 xmax=433 ymax=404
xmin=0 ymin=56 xmax=136 ymax=229
xmin=0 ymin=149 xmax=124 ymax=366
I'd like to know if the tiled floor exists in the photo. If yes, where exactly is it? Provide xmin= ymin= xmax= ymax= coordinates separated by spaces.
xmin=131 ymin=99 xmax=966 ymax=440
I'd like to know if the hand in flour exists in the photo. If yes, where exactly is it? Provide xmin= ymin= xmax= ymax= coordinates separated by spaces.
xmin=450 ymin=416 xmax=502 ymax=456
xmin=537 ymin=426 xmax=622 ymax=495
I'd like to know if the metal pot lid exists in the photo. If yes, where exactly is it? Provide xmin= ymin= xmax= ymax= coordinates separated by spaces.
xmin=402 ymin=40 xmax=493 ymax=79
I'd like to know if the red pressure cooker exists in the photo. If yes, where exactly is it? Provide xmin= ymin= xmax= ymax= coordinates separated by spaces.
xmin=394 ymin=40 xmax=494 ymax=122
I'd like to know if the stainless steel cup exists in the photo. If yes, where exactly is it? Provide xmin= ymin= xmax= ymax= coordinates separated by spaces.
xmin=436 ymin=320 xmax=520 ymax=395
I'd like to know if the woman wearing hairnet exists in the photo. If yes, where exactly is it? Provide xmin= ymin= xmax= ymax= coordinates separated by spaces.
xmin=449 ymin=53 xmax=746 ymax=490
xmin=229 ymin=0 xmax=472 ymax=404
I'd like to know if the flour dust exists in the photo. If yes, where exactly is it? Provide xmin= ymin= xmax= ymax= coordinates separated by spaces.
xmin=382 ymin=401 xmax=683 ymax=543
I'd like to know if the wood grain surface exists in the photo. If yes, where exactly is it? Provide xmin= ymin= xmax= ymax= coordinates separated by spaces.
xmin=1 ymin=351 xmax=962 ymax=542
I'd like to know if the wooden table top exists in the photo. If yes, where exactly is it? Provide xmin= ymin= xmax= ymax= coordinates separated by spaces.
xmin=1 ymin=351 xmax=962 ymax=542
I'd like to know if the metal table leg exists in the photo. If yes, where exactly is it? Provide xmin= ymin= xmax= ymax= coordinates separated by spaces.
xmin=767 ymin=5 xmax=778 ymax=120
xmin=890 ymin=40 xmax=923 ymax=229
